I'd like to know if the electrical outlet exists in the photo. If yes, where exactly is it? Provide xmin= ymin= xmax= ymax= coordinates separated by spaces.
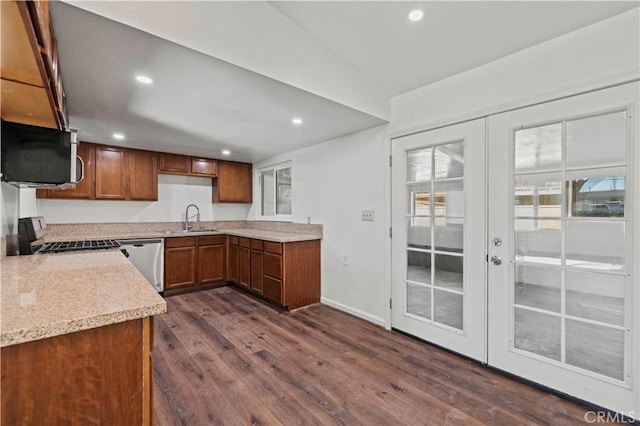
xmin=361 ymin=210 xmax=375 ymax=221
xmin=343 ymin=253 xmax=349 ymax=265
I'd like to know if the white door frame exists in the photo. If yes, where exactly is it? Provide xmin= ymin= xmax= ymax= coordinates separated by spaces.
xmin=487 ymin=82 xmax=639 ymax=415
xmin=390 ymin=118 xmax=487 ymax=362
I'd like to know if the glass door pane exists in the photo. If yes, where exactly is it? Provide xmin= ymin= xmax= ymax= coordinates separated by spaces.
xmin=511 ymin=110 xmax=628 ymax=381
xmin=406 ymin=141 xmax=465 ymax=331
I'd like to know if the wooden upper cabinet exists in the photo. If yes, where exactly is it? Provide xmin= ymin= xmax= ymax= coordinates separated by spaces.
xmin=159 ymin=154 xmax=218 ymax=177
xmin=1 ymin=1 xmax=45 ymax=87
xmin=158 ymin=153 xmax=190 ymax=175
xmin=191 ymin=158 xmax=218 ymax=177
xmin=128 ymin=150 xmax=158 ymax=201
xmin=214 ymin=161 xmax=252 ymax=203
xmin=39 ymin=142 xmax=158 ymax=201
xmin=1 ymin=0 xmax=65 ymax=129
xmin=41 ymin=142 xmax=95 ymax=199
xmin=95 ymin=146 xmax=127 ymax=200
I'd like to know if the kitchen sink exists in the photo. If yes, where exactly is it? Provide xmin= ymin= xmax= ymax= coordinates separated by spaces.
xmin=164 ymin=229 xmax=218 ymax=235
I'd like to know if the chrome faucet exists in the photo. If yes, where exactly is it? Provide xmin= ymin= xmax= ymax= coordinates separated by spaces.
xmin=184 ymin=204 xmax=200 ymax=230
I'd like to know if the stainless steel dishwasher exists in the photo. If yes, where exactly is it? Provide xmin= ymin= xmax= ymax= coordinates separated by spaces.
xmin=118 ymin=238 xmax=164 ymax=293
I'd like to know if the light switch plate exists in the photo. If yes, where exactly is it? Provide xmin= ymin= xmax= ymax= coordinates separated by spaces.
xmin=361 ymin=210 xmax=374 ymax=221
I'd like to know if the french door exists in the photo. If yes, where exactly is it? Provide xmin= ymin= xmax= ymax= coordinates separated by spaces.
xmin=487 ymin=82 xmax=638 ymax=413
xmin=391 ymin=119 xmax=487 ymax=361
xmin=391 ymin=82 xmax=638 ymax=414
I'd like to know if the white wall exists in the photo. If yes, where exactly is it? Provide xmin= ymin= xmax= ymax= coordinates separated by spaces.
xmin=37 ymin=174 xmax=250 ymax=223
xmin=248 ymin=9 xmax=639 ymax=327
xmin=250 ymin=125 xmax=390 ymax=325
xmin=390 ymin=8 xmax=640 ymax=136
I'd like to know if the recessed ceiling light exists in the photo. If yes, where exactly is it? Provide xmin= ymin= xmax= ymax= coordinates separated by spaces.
xmin=112 ymin=133 xmax=125 ymax=140
xmin=135 ymin=75 xmax=153 ymax=84
xmin=408 ymin=10 xmax=424 ymax=22
xmin=292 ymin=117 xmax=303 ymax=125
xmin=221 ymin=150 xmax=231 ymax=156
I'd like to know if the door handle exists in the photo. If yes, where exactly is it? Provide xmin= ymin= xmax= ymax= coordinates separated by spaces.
xmin=490 ymin=255 xmax=502 ymax=265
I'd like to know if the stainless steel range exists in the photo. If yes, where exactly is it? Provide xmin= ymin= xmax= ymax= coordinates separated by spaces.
xmin=39 ymin=239 xmax=121 ymax=254
xmin=18 ymin=217 xmax=121 ymax=254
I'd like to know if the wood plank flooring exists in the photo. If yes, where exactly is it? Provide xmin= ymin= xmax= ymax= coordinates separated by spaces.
xmin=153 ymin=286 xmax=595 ymax=425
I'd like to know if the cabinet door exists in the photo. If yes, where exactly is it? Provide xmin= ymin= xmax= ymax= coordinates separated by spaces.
xmin=164 ymin=246 xmax=197 ymax=289
xmin=238 ymin=246 xmax=251 ymax=289
xmin=199 ymin=244 xmax=225 ymax=284
xmin=214 ymin=161 xmax=252 ymax=203
xmin=128 ymin=150 xmax=158 ymax=201
xmin=263 ymin=276 xmax=283 ymax=305
xmin=264 ymin=252 xmax=283 ymax=280
xmin=228 ymin=243 xmax=239 ymax=284
xmin=251 ymin=249 xmax=264 ymax=295
xmin=95 ymin=146 xmax=126 ymax=200
xmin=0 ymin=2 xmax=58 ymax=128
xmin=45 ymin=142 xmax=94 ymax=199
xmin=191 ymin=158 xmax=218 ymax=177
xmin=158 ymin=153 xmax=190 ymax=175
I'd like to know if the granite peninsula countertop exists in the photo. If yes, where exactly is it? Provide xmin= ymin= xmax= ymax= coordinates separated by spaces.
xmin=1 ymin=251 xmax=166 ymax=347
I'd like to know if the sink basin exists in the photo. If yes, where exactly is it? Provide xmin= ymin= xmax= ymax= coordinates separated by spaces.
xmin=164 ymin=229 xmax=217 ymax=235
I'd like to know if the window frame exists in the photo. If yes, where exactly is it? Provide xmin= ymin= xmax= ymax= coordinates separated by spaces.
xmin=257 ymin=161 xmax=292 ymax=221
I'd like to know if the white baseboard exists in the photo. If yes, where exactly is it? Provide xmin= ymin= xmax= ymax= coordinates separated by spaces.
xmin=320 ymin=297 xmax=386 ymax=327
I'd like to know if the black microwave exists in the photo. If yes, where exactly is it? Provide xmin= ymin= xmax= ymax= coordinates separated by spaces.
xmin=1 ymin=120 xmax=83 ymax=188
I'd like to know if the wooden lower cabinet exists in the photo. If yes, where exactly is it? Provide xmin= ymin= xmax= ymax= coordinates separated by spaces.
xmin=251 ymin=243 xmax=264 ymax=295
xmin=238 ymin=238 xmax=251 ymax=289
xmin=228 ymin=236 xmax=239 ymax=284
xmin=228 ymin=237 xmax=320 ymax=310
xmin=199 ymin=236 xmax=226 ymax=284
xmin=1 ymin=317 xmax=154 ymax=425
xmin=164 ymin=235 xmax=226 ymax=292
xmin=263 ymin=275 xmax=283 ymax=303
xmin=164 ymin=237 xmax=198 ymax=290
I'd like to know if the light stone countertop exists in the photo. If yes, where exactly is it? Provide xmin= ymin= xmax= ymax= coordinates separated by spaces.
xmin=46 ymin=228 xmax=322 ymax=243
xmin=1 ymin=250 xmax=167 ymax=347
xmin=221 ymin=228 xmax=321 ymax=242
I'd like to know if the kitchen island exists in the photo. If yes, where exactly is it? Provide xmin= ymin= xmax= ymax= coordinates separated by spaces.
xmin=1 ymin=250 xmax=166 ymax=425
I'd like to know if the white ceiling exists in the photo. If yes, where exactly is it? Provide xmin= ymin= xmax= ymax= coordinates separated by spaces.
xmin=270 ymin=1 xmax=639 ymax=96
xmin=52 ymin=1 xmax=638 ymax=163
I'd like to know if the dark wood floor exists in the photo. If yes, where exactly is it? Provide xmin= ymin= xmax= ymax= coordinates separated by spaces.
xmin=153 ymin=286 xmax=595 ymax=425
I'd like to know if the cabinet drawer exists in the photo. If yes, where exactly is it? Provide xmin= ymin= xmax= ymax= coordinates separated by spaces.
xmin=239 ymin=237 xmax=251 ymax=248
xmin=251 ymin=239 xmax=263 ymax=250
xmin=264 ymin=252 xmax=282 ymax=279
xmin=198 ymin=235 xmax=225 ymax=246
xmin=263 ymin=241 xmax=282 ymax=254
xmin=164 ymin=236 xmax=197 ymax=248
xmin=263 ymin=276 xmax=283 ymax=304
xmin=229 ymin=236 xmax=239 ymax=246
